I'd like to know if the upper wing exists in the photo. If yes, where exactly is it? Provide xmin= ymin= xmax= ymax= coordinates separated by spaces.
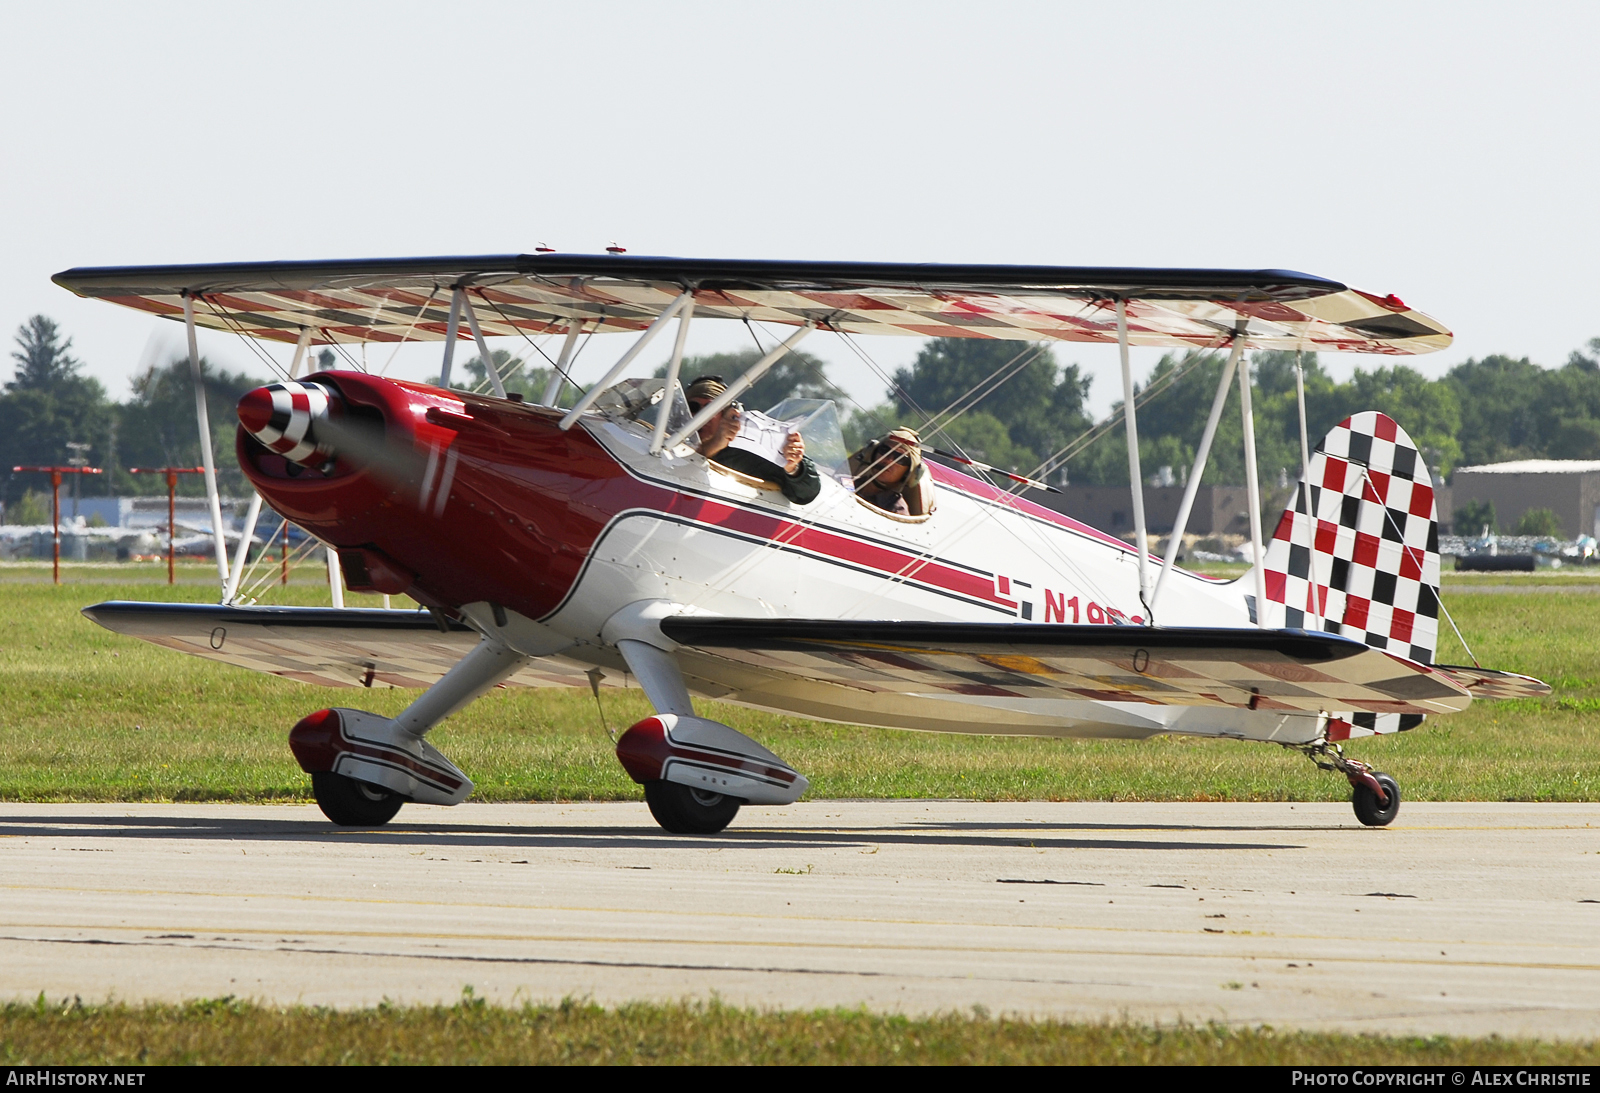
xmin=82 ymin=601 xmax=593 ymax=689
xmin=659 ymin=618 xmax=1479 ymax=716
xmin=54 ymin=254 xmax=1451 ymax=355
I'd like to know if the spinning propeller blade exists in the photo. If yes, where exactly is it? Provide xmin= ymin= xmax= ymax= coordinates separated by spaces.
xmin=237 ymin=379 xmax=431 ymax=507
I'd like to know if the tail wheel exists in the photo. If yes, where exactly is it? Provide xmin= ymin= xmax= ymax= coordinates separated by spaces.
xmin=1352 ymin=772 xmax=1401 ymax=827
xmin=644 ymin=780 xmax=742 ymax=835
xmin=311 ymin=771 xmax=405 ymax=826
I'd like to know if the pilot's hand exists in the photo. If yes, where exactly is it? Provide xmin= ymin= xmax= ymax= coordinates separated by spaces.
xmin=699 ymin=405 xmax=743 ymax=457
xmin=782 ymin=430 xmax=805 ymax=474
xmin=717 ymin=406 xmax=743 ymax=447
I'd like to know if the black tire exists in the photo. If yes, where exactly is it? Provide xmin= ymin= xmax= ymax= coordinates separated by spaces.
xmin=1352 ymin=772 xmax=1401 ymax=827
xmin=311 ymin=771 xmax=405 ymax=826
xmin=644 ymin=780 xmax=742 ymax=835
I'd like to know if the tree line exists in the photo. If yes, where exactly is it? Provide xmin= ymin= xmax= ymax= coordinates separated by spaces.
xmin=871 ymin=336 xmax=1600 ymax=493
xmin=6 ymin=310 xmax=1598 ymax=523
xmin=0 ymin=316 xmax=340 ymax=518
xmin=644 ymin=335 xmax=1600 ymax=496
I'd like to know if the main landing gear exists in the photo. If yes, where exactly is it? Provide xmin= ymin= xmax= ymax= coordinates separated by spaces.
xmin=644 ymin=781 xmax=743 ymax=835
xmin=1296 ymin=741 xmax=1401 ymax=827
xmin=311 ymin=771 xmax=405 ymax=827
xmin=607 ymin=623 xmax=808 ymax=836
xmin=287 ymin=622 xmax=538 ymax=829
xmin=287 ymin=600 xmax=812 ymax=836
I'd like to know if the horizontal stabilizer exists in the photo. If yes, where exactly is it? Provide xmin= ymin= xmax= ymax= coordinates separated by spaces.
xmin=659 ymin=618 xmax=1476 ymax=716
xmin=1432 ymin=664 xmax=1551 ymax=700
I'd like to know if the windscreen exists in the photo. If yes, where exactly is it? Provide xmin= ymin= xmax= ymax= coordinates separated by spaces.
xmin=765 ymin=398 xmax=852 ymax=490
xmin=593 ymin=377 xmax=693 ymax=439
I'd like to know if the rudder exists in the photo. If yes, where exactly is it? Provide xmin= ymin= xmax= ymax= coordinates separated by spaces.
xmin=1258 ymin=411 xmax=1442 ymax=666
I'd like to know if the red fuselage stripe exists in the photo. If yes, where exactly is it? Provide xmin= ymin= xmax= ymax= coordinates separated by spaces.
xmin=642 ymin=486 xmax=1014 ymax=610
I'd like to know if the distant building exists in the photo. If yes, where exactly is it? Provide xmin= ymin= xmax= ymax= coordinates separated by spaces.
xmin=1037 ymin=484 xmax=1255 ymax=537
xmin=1450 ymin=460 xmax=1600 ymax=539
xmin=121 ymin=496 xmax=244 ymax=529
xmin=1 ymin=496 xmax=248 ymax=530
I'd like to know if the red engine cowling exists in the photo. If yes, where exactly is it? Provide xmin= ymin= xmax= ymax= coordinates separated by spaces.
xmin=235 ymin=371 xmax=636 ymax=619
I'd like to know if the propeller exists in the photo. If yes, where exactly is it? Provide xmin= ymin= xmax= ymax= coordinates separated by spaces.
xmin=237 ymin=380 xmax=431 ymax=502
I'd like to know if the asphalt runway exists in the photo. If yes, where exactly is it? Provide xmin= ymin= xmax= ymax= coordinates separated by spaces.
xmin=2 ymin=801 xmax=1597 ymax=1038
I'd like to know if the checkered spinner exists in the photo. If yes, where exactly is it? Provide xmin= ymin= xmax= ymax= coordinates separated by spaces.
xmin=1262 ymin=411 xmax=1441 ymax=666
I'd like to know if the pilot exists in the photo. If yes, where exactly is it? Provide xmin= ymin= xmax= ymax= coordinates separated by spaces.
xmin=851 ymin=427 xmax=934 ymax=516
xmin=685 ymin=375 xmax=821 ymax=505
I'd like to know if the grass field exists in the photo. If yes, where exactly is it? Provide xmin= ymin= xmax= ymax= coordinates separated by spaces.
xmin=1 ymin=561 xmax=1595 ymax=805
xmin=4 ymin=997 xmax=1598 ymax=1065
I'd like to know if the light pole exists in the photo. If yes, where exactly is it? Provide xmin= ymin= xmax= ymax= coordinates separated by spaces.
xmin=12 ymin=465 xmax=103 ymax=584
xmin=129 ymin=466 xmax=204 ymax=585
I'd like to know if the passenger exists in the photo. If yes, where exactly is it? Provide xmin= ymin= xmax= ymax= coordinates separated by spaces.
xmin=685 ymin=375 xmax=821 ymax=505
xmin=850 ymin=427 xmax=935 ymax=516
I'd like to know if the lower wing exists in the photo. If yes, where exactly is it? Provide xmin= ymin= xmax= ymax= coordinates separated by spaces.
xmin=660 ymin=618 xmax=1547 ymax=716
xmin=81 ymin=601 xmax=595 ymax=689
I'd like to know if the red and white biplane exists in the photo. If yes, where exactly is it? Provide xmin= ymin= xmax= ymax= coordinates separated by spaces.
xmin=55 ymin=255 xmax=1548 ymax=833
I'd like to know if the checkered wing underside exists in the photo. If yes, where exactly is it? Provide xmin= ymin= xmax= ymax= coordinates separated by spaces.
xmin=81 ymin=602 xmax=598 ymax=690
xmin=661 ymin=620 xmax=1472 ymax=717
xmin=55 ymin=256 xmax=1453 ymax=355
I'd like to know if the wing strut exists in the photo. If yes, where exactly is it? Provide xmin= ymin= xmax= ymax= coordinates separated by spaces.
xmin=183 ymin=294 xmax=231 ymax=597
xmin=650 ymin=299 xmax=695 ymax=454
xmin=226 ymin=495 xmax=262 ymax=603
xmin=663 ymin=322 xmax=813 ymax=450
xmin=540 ymin=320 xmax=583 ymax=408
xmin=325 ymin=544 xmax=345 ymax=609
xmin=1293 ymin=355 xmax=1323 ymax=629
xmin=438 ymin=288 xmax=464 ymax=389
xmin=1116 ymin=300 xmax=1150 ymax=614
xmin=1151 ymin=331 xmax=1244 ymax=612
xmin=559 ymin=291 xmax=694 ymax=430
xmin=1238 ymin=351 xmax=1268 ymax=627
xmin=461 ymin=291 xmax=508 ymax=399
xmin=225 ymin=327 xmax=312 ymax=605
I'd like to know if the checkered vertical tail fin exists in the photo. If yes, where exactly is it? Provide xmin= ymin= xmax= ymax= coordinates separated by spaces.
xmin=1255 ymin=411 xmax=1442 ymax=668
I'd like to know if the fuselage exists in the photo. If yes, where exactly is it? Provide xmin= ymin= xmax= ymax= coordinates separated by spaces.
xmin=240 ymin=371 xmax=1318 ymax=743
xmin=241 ymin=371 xmax=1247 ymax=630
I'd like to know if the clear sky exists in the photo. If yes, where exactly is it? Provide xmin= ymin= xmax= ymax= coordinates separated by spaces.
xmin=3 ymin=1 xmax=1595 ymax=419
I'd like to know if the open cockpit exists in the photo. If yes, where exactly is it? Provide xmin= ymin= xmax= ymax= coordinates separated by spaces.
xmin=588 ymin=376 xmax=942 ymax=518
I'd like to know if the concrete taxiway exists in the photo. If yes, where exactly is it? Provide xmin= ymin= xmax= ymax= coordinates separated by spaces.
xmin=1 ymin=801 xmax=1597 ymax=1037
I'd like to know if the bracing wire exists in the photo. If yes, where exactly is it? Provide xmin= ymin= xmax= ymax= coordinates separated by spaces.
xmin=378 ymin=285 xmax=442 ymax=376
xmin=831 ymin=329 xmax=1005 ymax=490
xmin=229 ymin=513 xmax=295 ymax=602
xmin=918 ymin=343 xmax=1048 ymax=438
xmin=1024 ymin=340 xmax=1226 ymax=489
xmin=478 ymin=291 xmax=595 ymax=402
xmin=818 ymin=329 xmax=1122 ymax=616
xmin=236 ymin=526 xmax=323 ymax=605
xmin=1360 ymin=467 xmax=1480 ymax=668
xmin=198 ymin=298 xmax=292 ymax=381
xmin=324 ymin=337 xmax=365 ymax=372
